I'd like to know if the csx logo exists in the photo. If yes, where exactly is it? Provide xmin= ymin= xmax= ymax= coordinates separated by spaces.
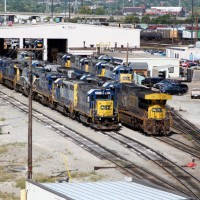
xmin=152 ymin=108 xmax=162 ymax=112
xmin=123 ymin=77 xmax=130 ymax=81
xmin=100 ymin=105 xmax=111 ymax=110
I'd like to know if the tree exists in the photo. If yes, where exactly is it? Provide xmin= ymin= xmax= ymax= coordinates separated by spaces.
xmin=124 ymin=15 xmax=140 ymax=24
xmin=151 ymin=14 xmax=173 ymax=24
xmin=95 ymin=7 xmax=105 ymax=15
xmin=79 ymin=6 xmax=92 ymax=15
xmin=141 ymin=14 xmax=151 ymax=24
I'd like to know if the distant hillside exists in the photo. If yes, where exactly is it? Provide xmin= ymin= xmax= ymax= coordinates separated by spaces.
xmin=0 ymin=0 xmax=197 ymax=14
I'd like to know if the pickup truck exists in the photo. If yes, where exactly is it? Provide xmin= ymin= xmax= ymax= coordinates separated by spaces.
xmin=191 ymin=88 xmax=200 ymax=99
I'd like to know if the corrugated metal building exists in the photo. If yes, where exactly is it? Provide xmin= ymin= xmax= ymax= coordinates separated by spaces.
xmin=25 ymin=180 xmax=192 ymax=200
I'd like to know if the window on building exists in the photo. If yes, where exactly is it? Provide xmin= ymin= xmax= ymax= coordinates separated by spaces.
xmin=169 ymin=67 xmax=174 ymax=73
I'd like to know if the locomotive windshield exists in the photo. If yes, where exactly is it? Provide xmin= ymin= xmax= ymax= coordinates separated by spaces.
xmin=96 ymin=94 xmax=109 ymax=99
xmin=119 ymin=69 xmax=130 ymax=74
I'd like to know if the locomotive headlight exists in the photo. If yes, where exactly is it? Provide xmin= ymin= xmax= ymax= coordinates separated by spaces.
xmin=99 ymin=118 xmax=101 ymax=120
xmin=112 ymin=117 xmax=114 ymax=120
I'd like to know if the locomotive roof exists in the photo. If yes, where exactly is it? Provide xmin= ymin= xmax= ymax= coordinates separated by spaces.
xmin=113 ymin=65 xmax=132 ymax=71
xmin=136 ymin=89 xmax=172 ymax=100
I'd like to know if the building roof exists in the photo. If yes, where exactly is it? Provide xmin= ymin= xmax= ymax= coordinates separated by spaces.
xmin=39 ymin=181 xmax=190 ymax=200
xmin=129 ymin=62 xmax=148 ymax=69
xmin=151 ymin=7 xmax=182 ymax=12
xmin=123 ymin=7 xmax=145 ymax=13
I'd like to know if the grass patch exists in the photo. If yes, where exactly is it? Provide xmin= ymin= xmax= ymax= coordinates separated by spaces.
xmin=0 ymin=118 xmax=6 ymax=121
xmin=16 ymin=178 xmax=26 ymax=189
xmin=90 ymin=171 xmax=104 ymax=182
xmin=185 ymin=134 xmax=193 ymax=141
xmin=11 ymin=142 xmax=26 ymax=148
xmin=34 ymin=173 xmax=56 ymax=183
xmin=71 ymin=171 xmax=89 ymax=179
xmin=0 ymin=170 xmax=15 ymax=182
xmin=71 ymin=171 xmax=104 ymax=182
xmin=0 ymin=145 xmax=8 ymax=154
xmin=0 ymin=142 xmax=26 ymax=154
xmin=0 ymin=192 xmax=18 ymax=200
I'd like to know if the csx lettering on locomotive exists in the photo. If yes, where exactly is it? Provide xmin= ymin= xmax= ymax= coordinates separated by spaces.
xmin=123 ymin=77 xmax=130 ymax=81
xmin=100 ymin=105 xmax=111 ymax=110
xmin=152 ymin=108 xmax=162 ymax=112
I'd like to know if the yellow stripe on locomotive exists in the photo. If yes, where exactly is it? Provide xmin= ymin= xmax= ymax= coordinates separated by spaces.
xmin=120 ymin=74 xmax=132 ymax=83
xmin=96 ymin=100 xmax=113 ymax=117
xmin=98 ymin=69 xmax=106 ymax=77
xmin=65 ymin=59 xmax=71 ymax=68
xmin=85 ymin=64 xmax=89 ymax=72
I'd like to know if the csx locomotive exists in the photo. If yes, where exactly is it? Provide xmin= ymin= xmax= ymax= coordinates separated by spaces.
xmin=61 ymin=54 xmax=133 ymax=83
xmin=0 ymin=57 xmax=172 ymax=134
xmin=52 ymin=80 xmax=119 ymax=130
xmin=117 ymin=84 xmax=172 ymax=135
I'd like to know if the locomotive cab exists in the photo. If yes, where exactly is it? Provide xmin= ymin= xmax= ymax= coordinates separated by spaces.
xmin=112 ymin=66 xmax=132 ymax=83
xmin=96 ymin=62 xmax=114 ymax=77
xmin=62 ymin=54 xmax=71 ymax=68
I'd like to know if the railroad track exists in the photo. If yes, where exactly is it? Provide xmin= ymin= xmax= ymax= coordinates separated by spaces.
xmin=168 ymin=105 xmax=200 ymax=145
xmin=0 ymin=89 xmax=196 ymax=198
xmin=102 ymin=130 xmax=200 ymax=199
xmin=156 ymin=136 xmax=200 ymax=159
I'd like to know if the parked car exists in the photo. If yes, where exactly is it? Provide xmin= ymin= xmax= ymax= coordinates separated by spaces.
xmin=191 ymin=88 xmax=200 ymax=99
xmin=188 ymin=61 xmax=198 ymax=67
xmin=160 ymin=84 xmax=186 ymax=95
xmin=153 ymin=79 xmax=181 ymax=89
xmin=178 ymin=83 xmax=188 ymax=93
xmin=141 ymin=77 xmax=164 ymax=87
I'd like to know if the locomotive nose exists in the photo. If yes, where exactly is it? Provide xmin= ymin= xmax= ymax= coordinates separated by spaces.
xmin=96 ymin=100 xmax=113 ymax=117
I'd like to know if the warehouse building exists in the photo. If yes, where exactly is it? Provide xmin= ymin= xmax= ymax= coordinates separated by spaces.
xmin=0 ymin=23 xmax=140 ymax=61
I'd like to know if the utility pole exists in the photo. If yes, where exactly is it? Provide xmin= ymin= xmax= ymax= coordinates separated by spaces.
xmin=65 ymin=0 xmax=67 ymax=20
xmin=69 ymin=0 xmax=71 ymax=20
xmin=18 ymin=48 xmax=44 ymax=180
xmin=28 ymin=53 xmax=33 ymax=180
xmin=126 ymin=43 xmax=129 ymax=66
xmin=4 ymin=0 xmax=6 ymax=12
xmin=51 ymin=0 xmax=54 ymax=19
xmin=191 ymin=0 xmax=194 ymax=44
xmin=195 ymin=14 xmax=198 ymax=43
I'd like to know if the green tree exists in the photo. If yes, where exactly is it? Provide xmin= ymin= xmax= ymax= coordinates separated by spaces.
xmin=124 ymin=15 xmax=140 ymax=24
xmin=151 ymin=14 xmax=173 ymax=24
xmin=141 ymin=14 xmax=151 ymax=24
xmin=95 ymin=7 xmax=105 ymax=15
xmin=79 ymin=6 xmax=92 ymax=15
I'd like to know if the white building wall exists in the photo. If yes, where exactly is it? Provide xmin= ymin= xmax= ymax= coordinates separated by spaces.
xmin=127 ymin=58 xmax=180 ymax=77
xmin=166 ymin=47 xmax=200 ymax=61
xmin=26 ymin=182 xmax=65 ymax=200
xmin=0 ymin=23 xmax=140 ymax=49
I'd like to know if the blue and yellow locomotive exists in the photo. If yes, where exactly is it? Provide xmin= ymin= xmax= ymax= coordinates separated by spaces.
xmin=118 ymin=84 xmax=172 ymax=135
xmin=52 ymin=80 xmax=119 ymax=130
